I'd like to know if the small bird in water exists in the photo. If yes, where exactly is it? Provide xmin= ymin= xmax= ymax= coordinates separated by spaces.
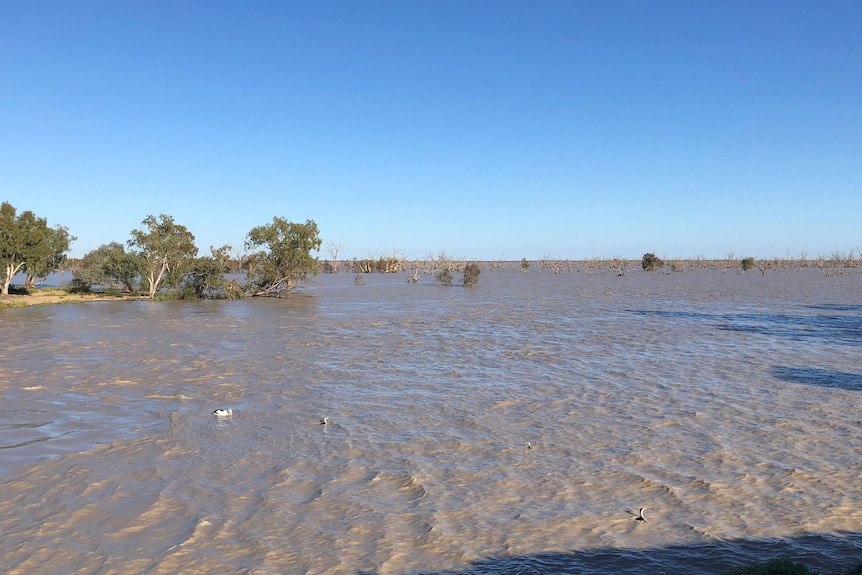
xmin=213 ymin=408 xmax=233 ymax=418
xmin=635 ymin=507 xmax=646 ymax=521
xmin=319 ymin=417 xmax=330 ymax=426
xmin=525 ymin=441 xmax=533 ymax=450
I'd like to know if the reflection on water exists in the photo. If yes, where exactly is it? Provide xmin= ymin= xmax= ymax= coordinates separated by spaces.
xmin=1 ymin=268 xmax=861 ymax=574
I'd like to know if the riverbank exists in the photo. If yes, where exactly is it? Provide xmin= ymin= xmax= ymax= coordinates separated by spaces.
xmin=0 ymin=288 xmax=139 ymax=308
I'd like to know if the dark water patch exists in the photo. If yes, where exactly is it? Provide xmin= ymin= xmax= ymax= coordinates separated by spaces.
xmin=806 ymin=304 xmax=862 ymax=313
xmin=421 ymin=532 xmax=862 ymax=575
xmin=771 ymin=366 xmax=862 ymax=392
xmin=630 ymin=309 xmax=862 ymax=347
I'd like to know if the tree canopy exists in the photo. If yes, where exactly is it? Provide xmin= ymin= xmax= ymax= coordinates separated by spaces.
xmin=245 ymin=217 xmax=321 ymax=296
xmin=128 ymin=214 xmax=198 ymax=298
xmin=24 ymin=224 xmax=76 ymax=288
xmin=183 ymin=244 xmax=242 ymax=299
xmin=0 ymin=202 xmax=75 ymax=295
xmin=3 ymin=206 xmax=326 ymax=301
xmin=72 ymin=242 xmax=143 ymax=293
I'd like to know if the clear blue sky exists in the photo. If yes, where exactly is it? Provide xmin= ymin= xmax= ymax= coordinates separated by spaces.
xmin=2 ymin=1 xmax=860 ymax=261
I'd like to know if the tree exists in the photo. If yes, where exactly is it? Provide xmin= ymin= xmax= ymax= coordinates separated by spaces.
xmin=462 ymin=262 xmax=481 ymax=287
xmin=128 ymin=214 xmax=198 ymax=299
xmin=0 ymin=202 xmax=26 ymax=295
xmin=436 ymin=268 xmax=452 ymax=286
xmin=244 ymin=217 xmax=321 ymax=296
xmin=72 ymin=242 xmax=143 ymax=292
xmin=641 ymin=252 xmax=664 ymax=272
xmin=1 ymin=202 xmax=74 ymax=295
xmin=324 ymin=239 xmax=345 ymax=273
xmin=25 ymin=225 xmax=76 ymax=287
xmin=183 ymin=244 xmax=240 ymax=299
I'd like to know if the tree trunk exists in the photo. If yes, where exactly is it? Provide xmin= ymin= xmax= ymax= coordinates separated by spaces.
xmin=147 ymin=260 xmax=170 ymax=298
xmin=3 ymin=261 xmax=25 ymax=295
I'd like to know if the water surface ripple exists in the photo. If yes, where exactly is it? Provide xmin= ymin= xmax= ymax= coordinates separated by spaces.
xmin=1 ymin=269 xmax=861 ymax=574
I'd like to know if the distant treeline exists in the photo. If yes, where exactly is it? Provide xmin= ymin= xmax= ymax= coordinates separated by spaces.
xmin=57 ymin=249 xmax=862 ymax=278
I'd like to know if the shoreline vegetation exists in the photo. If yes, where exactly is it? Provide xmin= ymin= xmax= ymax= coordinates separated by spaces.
xmin=2 ymin=254 xmax=860 ymax=310
xmin=3 ymin=203 xmax=859 ymax=303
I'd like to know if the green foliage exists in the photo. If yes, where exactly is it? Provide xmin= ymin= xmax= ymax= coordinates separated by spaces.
xmin=73 ymin=242 xmax=143 ymax=292
xmin=462 ymin=262 xmax=481 ymax=287
xmin=741 ymin=257 xmax=756 ymax=271
xmin=0 ymin=202 xmax=74 ymax=295
xmin=245 ymin=217 xmax=322 ymax=296
xmin=723 ymin=558 xmax=819 ymax=575
xmin=227 ymin=280 xmax=245 ymax=299
xmin=24 ymin=224 xmax=76 ymax=287
xmin=129 ymin=214 xmax=198 ymax=298
xmin=642 ymin=252 xmax=665 ymax=272
xmin=436 ymin=268 xmax=452 ymax=286
xmin=183 ymin=244 xmax=234 ymax=298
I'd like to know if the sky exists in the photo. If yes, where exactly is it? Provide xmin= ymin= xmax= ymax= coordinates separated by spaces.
xmin=1 ymin=1 xmax=860 ymax=261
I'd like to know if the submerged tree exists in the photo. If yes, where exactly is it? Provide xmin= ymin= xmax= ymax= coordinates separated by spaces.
xmin=462 ymin=262 xmax=481 ymax=287
xmin=129 ymin=214 xmax=198 ymax=299
xmin=244 ymin=217 xmax=321 ymax=296
xmin=641 ymin=252 xmax=664 ymax=272
xmin=184 ymin=244 xmax=241 ymax=299
xmin=436 ymin=268 xmax=452 ymax=286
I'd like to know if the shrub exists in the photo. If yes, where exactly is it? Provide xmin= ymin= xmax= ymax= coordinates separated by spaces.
xmin=520 ymin=258 xmax=530 ymax=271
xmin=642 ymin=253 xmax=664 ymax=272
xmin=62 ymin=279 xmax=92 ymax=294
xmin=462 ymin=262 xmax=481 ymax=288
xmin=436 ymin=268 xmax=452 ymax=286
xmin=741 ymin=257 xmax=756 ymax=271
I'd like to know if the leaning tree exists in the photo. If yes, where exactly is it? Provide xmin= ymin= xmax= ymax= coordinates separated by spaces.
xmin=244 ymin=217 xmax=321 ymax=296
xmin=128 ymin=214 xmax=198 ymax=299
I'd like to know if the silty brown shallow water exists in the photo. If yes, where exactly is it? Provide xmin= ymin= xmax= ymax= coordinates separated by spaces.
xmin=1 ymin=268 xmax=861 ymax=574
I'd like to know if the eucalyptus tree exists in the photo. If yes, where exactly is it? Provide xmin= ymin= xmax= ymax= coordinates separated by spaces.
xmin=128 ymin=214 xmax=197 ymax=298
xmin=244 ymin=217 xmax=321 ymax=296
xmin=0 ymin=202 xmax=27 ymax=295
xmin=24 ymin=224 xmax=76 ymax=287
xmin=72 ymin=242 xmax=143 ymax=292
xmin=184 ymin=244 xmax=237 ymax=298
xmin=1 ymin=202 xmax=74 ymax=295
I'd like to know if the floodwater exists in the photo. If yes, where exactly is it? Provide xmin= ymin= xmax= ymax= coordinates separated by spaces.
xmin=1 ymin=268 xmax=861 ymax=574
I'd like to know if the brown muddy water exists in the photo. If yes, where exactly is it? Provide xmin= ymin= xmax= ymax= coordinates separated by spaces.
xmin=1 ymin=268 xmax=861 ymax=574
